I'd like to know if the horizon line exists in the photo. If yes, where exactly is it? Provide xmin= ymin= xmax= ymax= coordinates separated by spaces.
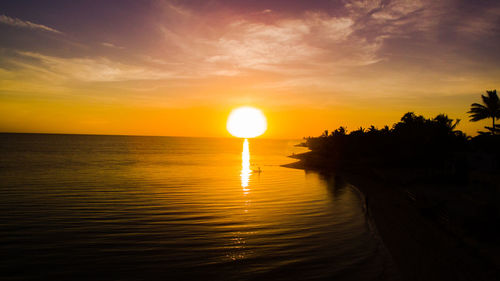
xmin=0 ymin=131 xmax=302 ymax=141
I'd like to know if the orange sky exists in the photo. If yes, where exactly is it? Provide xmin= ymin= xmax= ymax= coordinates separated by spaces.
xmin=1 ymin=1 xmax=499 ymax=138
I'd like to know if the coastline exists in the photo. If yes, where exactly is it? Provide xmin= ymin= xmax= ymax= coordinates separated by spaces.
xmin=346 ymin=180 xmax=401 ymax=281
xmin=283 ymin=158 xmax=497 ymax=281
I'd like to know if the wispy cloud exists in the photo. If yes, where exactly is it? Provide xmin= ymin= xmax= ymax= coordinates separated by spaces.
xmin=101 ymin=42 xmax=124 ymax=49
xmin=11 ymin=51 xmax=180 ymax=82
xmin=454 ymin=4 xmax=500 ymax=37
xmin=205 ymin=18 xmax=322 ymax=72
xmin=0 ymin=14 xmax=62 ymax=34
xmin=156 ymin=4 xmax=381 ymax=76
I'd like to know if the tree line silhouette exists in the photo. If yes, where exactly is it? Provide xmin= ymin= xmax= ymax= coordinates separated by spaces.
xmin=295 ymin=90 xmax=500 ymax=248
xmin=301 ymin=90 xmax=500 ymax=177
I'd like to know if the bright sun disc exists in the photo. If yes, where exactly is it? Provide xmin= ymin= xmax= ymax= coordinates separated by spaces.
xmin=227 ymin=106 xmax=267 ymax=138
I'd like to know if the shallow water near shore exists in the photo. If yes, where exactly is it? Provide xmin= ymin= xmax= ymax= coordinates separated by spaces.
xmin=0 ymin=133 xmax=393 ymax=280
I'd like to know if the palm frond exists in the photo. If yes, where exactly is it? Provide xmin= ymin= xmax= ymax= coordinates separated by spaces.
xmin=486 ymin=90 xmax=499 ymax=103
xmin=468 ymin=103 xmax=486 ymax=111
xmin=469 ymin=90 xmax=499 ymax=134
xmin=468 ymin=103 xmax=489 ymax=121
xmin=480 ymin=90 xmax=500 ymax=112
xmin=451 ymin=119 xmax=460 ymax=130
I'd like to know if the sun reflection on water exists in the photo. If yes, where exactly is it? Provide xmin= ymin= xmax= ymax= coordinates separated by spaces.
xmin=241 ymin=138 xmax=251 ymax=193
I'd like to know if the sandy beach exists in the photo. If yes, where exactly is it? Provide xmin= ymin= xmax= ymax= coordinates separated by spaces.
xmin=284 ymin=158 xmax=498 ymax=281
xmin=343 ymin=171 xmax=497 ymax=281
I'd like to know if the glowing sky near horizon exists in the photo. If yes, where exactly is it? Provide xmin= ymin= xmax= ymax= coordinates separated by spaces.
xmin=1 ymin=0 xmax=499 ymax=137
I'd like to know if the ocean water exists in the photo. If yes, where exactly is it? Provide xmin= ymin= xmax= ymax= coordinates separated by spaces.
xmin=0 ymin=133 xmax=392 ymax=280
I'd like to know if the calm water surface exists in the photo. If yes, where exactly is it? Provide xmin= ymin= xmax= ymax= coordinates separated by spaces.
xmin=0 ymin=134 xmax=392 ymax=280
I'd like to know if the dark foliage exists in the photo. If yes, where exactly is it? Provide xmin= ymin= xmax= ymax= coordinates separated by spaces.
xmin=301 ymin=111 xmax=500 ymax=265
xmin=304 ymin=112 xmax=498 ymax=174
xmin=468 ymin=89 xmax=500 ymax=135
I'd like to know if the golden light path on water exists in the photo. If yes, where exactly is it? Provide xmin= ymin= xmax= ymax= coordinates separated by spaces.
xmin=241 ymin=138 xmax=251 ymax=192
xmin=0 ymin=135 xmax=386 ymax=279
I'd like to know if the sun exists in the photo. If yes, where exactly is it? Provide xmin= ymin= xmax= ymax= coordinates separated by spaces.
xmin=227 ymin=106 xmax=267 ymax=138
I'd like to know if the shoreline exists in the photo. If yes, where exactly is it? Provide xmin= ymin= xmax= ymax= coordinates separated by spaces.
xmin=283 ymin=160 xmax=496 ymax=281
xmin=346 ymin=179 xmax=401 ymax=281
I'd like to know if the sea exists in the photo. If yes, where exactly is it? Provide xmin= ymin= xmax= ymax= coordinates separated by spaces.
xmin=0 ymin=133 xmax=394 ymax=280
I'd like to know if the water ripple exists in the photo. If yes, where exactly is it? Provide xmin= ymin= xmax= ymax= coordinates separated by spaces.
xmin=0 ymin=134 xmax=390 ymax=281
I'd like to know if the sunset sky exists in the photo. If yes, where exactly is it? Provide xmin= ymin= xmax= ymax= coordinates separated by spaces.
xmin=1 ymin=0 xmax=499 ymax=138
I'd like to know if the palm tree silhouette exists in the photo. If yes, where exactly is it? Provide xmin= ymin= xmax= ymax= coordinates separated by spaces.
xmin=468 ymin=90 xmax=500 ymax=135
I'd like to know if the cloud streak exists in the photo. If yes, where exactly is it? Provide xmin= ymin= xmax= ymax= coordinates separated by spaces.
xmin=0 ymin=14 xmax=62 ymax=34
xmin=10 ymin=51 xmax=182 ymax=82
xmin=101 ymin=42 xmax=124 ymax=49
xmin=156 ymin=4 xmax=383 ymax=77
